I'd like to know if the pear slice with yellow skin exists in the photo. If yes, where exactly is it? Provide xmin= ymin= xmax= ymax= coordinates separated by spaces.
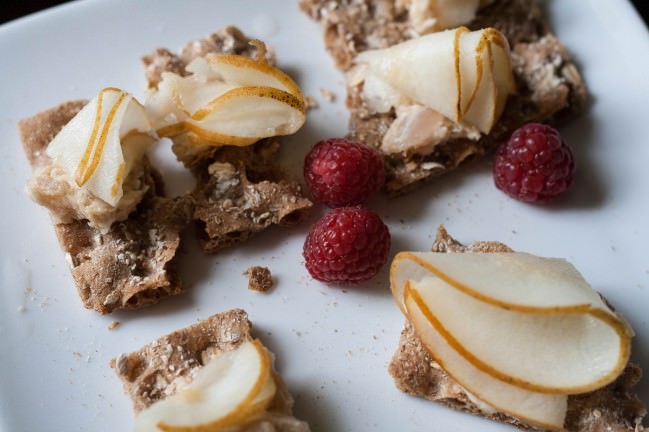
xmin=355 ymin=28 xmax=462 ymax=123
xmin=404 ymin=283 xmax=568 ymax=430
xmin=355 ymin=27 xmax=514 ymax=134
xmin=390 ymin=251 xmax=633 ymax=394
xmin=176 ymin=86 xmax=305 ymax=146
xmin=46 ymin=88 xmax=153 ymax=207
xmin=135 ymin=339 xmax=271 ymax=432
xmin=146 ymin=54 xmax=306 ymax=147
xmin=207 ymin=54 xmax=304 ymax=103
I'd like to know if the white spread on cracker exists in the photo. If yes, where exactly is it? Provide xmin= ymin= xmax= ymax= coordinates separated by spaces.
xmin=27 ymin=88 xmax=154 ymax=233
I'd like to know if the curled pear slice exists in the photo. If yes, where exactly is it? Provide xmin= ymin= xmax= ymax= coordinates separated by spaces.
xmin=135 ymin=339 xmax=271 ymax=432
xmin=390 ymin=252 xmax=633 ymax=394
xmin=46 ymin=88 xmax=153 ymax=207
xmin=174 ymin=86 xmax=306 ymax=146
xmin=356 ymin=28 xmax=461 ymax=122
xmin=404 ymin=283 xmax=568 ymax=430
xmin=145 ymin=53 xmax=306 ymax=147
xmin=207 ymin=54 xmax=303 ymax=103
xmin=355 ymin=27 xmax=514 ymax=134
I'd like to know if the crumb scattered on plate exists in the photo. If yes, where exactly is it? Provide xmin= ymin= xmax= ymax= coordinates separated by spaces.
xmin=245 ymin=266 xmax=274 ymax=292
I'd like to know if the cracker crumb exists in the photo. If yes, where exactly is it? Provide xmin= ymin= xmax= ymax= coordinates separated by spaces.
xmin=319 ymin=87 xmax=336 ymax=102
xmin=245 ymin=266 xmax=274 ymax=292
xmin=304 ymin=95 xmax=319 ymax=110
xmin=107 ymin=321 xmax=121 ymax=331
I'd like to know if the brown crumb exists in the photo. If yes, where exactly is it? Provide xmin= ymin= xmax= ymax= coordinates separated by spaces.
xmin=107 ymin=321 xmax=121 ymax=331
xmin=319 ymin=87 xmax=336 ymax=102
xmin=245 ymin=266 xmax=274 ymax=292
xmin=304 ymin=95 xmax=319 ymax=110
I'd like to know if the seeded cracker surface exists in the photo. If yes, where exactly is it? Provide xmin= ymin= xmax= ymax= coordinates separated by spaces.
xmin=388 ymin=226 xmax=647 ymax=431
xmin=300 ymin=0 xmax=588 ymax=196
xmin=19 ymin=101 xmax=192 ymax=314
xmin=142 ymin=26 xmax=313 ymax=253
xmin=111 ymin=309 xmax=310 ymax=431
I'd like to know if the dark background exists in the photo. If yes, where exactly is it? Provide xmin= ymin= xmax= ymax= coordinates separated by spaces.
xmin=1 ymin=0 xmax=648 ymax=26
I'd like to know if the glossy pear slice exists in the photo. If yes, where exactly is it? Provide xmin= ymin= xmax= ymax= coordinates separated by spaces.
xmin=391 ymin=252 xmax=632 ymax=393
xmin=404 ymin=283 xmax=568 ymax=430
xmin=355 ymin=27 xmax=514 ymax=133
xmin=207 ymin=54 xmax=304 ymax=102
xmin=46 ymin=88 xmax=153 ymax=206
xmin=356 ymin=28 xmax=462 ymax=122
xmin=134 ymin=339 xmax=271 ymax=432
xmin=459 ymin=28 xmax=515 ymax=133
xmin=178 ymin=86 xmax=306 ymax=146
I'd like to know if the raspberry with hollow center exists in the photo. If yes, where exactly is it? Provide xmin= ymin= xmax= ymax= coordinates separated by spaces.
xmin=303 ymin=207 xmax=391 ymax=284
xmin=304 ymin=138 xmax=385 ymax=207
xmin=493 ymin=123 xmax=575 ymax=203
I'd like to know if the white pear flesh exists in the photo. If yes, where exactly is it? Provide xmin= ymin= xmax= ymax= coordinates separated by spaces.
xmin=391 ymin=251 xmax=632 ymax=394
xmin=356 ymin=28 xmax=461 ymax=122
xmin=46 ymin=88 xmax=152 ymax=207
xmin=187 ymin=86 xmax=306 ymax=143
xmin=355 ymin=27 xmax=515 ymax=134
xmin=145 ymin=54 xmax=306 ymax=146
xmin=134 ymin=339 xmax=271 ymax=432
xmin=206 ymin=54 xmax=303 ymax=101
xmin=404 ymin=285 xmax=568 ymax=430
xmin=410 ymin=276 xmax=628 ymax=393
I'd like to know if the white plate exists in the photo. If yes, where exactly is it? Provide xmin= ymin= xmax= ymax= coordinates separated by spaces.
xmin=1 ymin=1 xmax=648 ymax=431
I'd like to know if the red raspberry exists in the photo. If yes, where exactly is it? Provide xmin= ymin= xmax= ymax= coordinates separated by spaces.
xmin=303 ymin=207 xmax=391 ymax=284
xmin=304 ymin=138 xmax=385 ymax=207
xmin=493 ymin=123 xmax=575 ymax=203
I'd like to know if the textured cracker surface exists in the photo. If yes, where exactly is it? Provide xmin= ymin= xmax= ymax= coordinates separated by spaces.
xmin=19 ymin=101 xmax=192 ymax=314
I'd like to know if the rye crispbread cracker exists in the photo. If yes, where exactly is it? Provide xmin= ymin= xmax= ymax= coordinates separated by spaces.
xmin=111 ymin=309 xmax=310 ymax=431
xmin=142 ymin=27 xmax=312 ymax=254
xmin=19 ymin=101 xmax=192 ymax=314
xmin=300 ymin=0 xmax=588 ymax=196
xmin=388 ymin=226 xmax=647 ymax=431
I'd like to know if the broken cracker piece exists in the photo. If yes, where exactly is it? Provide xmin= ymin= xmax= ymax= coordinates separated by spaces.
xmin=142 ymin=26 xmax=312 ymax=254
xmin=111 ymin=309 xmax=310 ymax=431
xmin=246 ymin=266 xmax=274 ymax=292
xmin=19 ymin=101 xmax=192 ymax=314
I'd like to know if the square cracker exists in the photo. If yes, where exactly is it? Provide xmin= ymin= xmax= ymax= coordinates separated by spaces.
xmin=388 ymin=227 xmax=647 ymax=431
xmin=300 ymin=0 xmax=588 ymax=195
xmin=19 ymin=101 xmax=192 ymax=314
xmin=111 ymin=308 xmax=310 ymax=431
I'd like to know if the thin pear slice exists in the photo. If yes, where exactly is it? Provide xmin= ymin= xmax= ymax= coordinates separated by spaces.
xmin=410 ymin=276 xmax=629 ymax=393
xmin=135 ymin=339 xmax=270 ymax=432
xmin=355 ymin=28 xmax=462 ymax=122
xmin=460 ymin=37 xmax=496 ymax=133
xmin=391 ymin=251 xmax=633 ymax=394
xmin=207 ymin=54 xmax=304 ymax=102
xmin=146 ymin=54 xmax=307 ymax=146
xmin=355 ymin=27 xmax=513 ymax=133
xmin=459 ymin=29 xmax=514 ymax=133
xmin=183 ymin=86 xmax=306 ymax=146
xmin=46 ymin=88 xmax=153 ymax=206
xmin=404 ymin=284 xmax=568 ymax=430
